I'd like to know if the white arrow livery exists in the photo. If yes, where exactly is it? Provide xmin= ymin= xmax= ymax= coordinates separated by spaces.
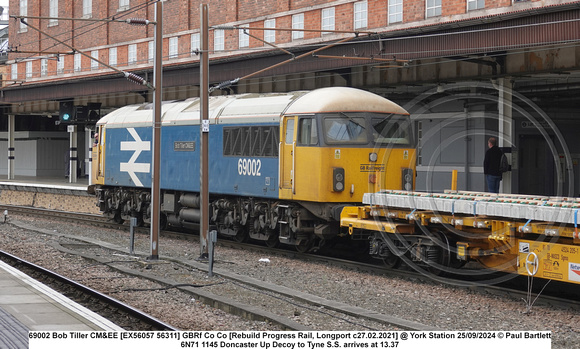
xmin=119 ymin=128 xmax=151 ymax=187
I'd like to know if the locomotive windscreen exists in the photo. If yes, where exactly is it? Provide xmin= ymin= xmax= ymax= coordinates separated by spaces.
xmin=320 ymin=112 xmax=413 ymax=146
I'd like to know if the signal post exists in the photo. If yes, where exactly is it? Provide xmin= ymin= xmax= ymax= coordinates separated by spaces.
xmin=67 ymin=125 xmax=78 ymax=183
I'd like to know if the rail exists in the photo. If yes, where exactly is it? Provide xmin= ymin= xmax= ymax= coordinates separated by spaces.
xmin=0 ymin=249 xmax=179 ymax=331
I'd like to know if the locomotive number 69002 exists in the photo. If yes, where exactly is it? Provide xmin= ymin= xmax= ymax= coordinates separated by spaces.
xmin=238 ymin=158 xmax=262 ymax=176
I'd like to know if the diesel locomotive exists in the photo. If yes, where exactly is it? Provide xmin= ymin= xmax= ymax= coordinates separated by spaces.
xmin=91 ymin=87 xmax=416 ymax=251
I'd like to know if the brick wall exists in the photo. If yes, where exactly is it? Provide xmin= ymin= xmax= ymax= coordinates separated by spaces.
xmin=7 ymin=0 xmax=554 ymax=81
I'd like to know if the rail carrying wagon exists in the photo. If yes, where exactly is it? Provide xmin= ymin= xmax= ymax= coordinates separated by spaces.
xmin=341 ymin=189 xmax=580 ymax=284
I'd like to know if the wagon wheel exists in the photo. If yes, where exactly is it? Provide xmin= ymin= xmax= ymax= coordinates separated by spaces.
xmin=421 ymin=231 xmax=452 ymax=276
xmin=374 ymin=233 xmax=402 ymax=268
xmin=382 ymin=253 xmax=402 ymax=269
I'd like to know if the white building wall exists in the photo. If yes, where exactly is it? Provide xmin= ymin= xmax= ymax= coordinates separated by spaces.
xmin=0 ymin=132 xmax=69 ymax=177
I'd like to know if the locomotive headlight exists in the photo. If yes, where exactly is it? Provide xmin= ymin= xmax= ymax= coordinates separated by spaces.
xmin=369 ymin=152 xmax=378 ymax=162
xmin=333 ymin=167 xmax=345 ymax=192
xmin=402 ymin=168 xmax=413 ymax=191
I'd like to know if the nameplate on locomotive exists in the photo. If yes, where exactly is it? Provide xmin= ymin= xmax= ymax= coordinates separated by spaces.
xmin=174 ymin=141 xmax=196 ymax=151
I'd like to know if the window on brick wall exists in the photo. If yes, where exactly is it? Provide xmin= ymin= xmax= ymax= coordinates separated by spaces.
xmin=354 ymin=1 xmax=368 ymax=29
xmin=467 ymin=0 xmax=484 ymax=10
xmin=74 ymin=53 xmax=81 ymax=72
xmin=214 ymin=29 xmax=225 ymax=51
xmin=128 ymin=44 xmax=137 ymax=65
xmin=41 ymin=58 xmax=47 ymax=76
xmin=264 ymin=19 xmax=275 ymax=43
xmin=322 ymin=7 xmax=335 ymax=35
xmin=119 ymin=0 xmax=129 ymax=11
xmin=57 ymin=56 xmax=64 ymax=74
xmin=169 ymin=37 xmax=178 ymax=59
xmin=91 ymin=50 xmax=99 ymax=70
xmin=26 ymin=61 xmax=32 ymax=79
xmin=292 ymin=14 xmax=304 ymax=40
xmin=426 ymin=0 xmax=442 ymax=17
xmin=49 ymin=0 xmax=58 ymax=25
xmin=239 ymin=24 xmax=249 ymax=48
xmin=389 ymin=0 xmax=403 ymax=23
xmin=148 ymin=41 xmax=154 ymax=62
xmin=109 ymin=47 xmax=117 ymax=67
xmin=83 ymin=0 xmax=92 ymax=17
xmin=191 ymin=33 xmax=200 ymax=56
xmin=19 ymin=0 xmax=27 ymax=31
xmin=11 ymin=64 xmax=18 ymax=81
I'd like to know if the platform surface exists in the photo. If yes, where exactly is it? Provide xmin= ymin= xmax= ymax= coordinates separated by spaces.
xmin=0 ymin=259 xmax=123 ymax=348
xmin=0 ymin=175 xmax=89 ymax=191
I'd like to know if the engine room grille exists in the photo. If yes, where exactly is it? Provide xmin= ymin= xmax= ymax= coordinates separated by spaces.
xmin=223 ymin=126 xmax=280 ymax=157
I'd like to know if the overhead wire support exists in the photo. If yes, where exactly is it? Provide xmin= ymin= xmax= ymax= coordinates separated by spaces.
xmin=15 ymin=17 xmax=155 ymax=90
xmin=312 ymin=54 xmax=409 ymax=63
xmin=209 ymin=35 xmax=356 ymax=92
xmin=7 ymin=49 xmax=73 ymax=56
xmin=312 ymin=54 xmax=411 ymax=69
xmin=241 ymin=29 xmax=295 ymax=58
xmin=208 ymin=78 xmax=239 ymax=93
xmin=208 ymin=25 xmax=379 ymax=92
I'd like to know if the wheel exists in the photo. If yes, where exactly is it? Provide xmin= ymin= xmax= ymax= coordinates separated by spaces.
xmin=131 ymin=214 xmax=144 ymax=227
xmin=159 ymin=213 xmax=168 ymax=230
xmin=370 ymin=234 xmax=402 ymax=268
xmin=382 ymin=254 xmax=401 ymax=269
xmin=232 ymin=226 xmax=248 ymax=243
xmin=113 ymin=211 xmax=124 ymax=224
xmin=421 ymin=231 xmax=452 ymax=276
xmin=295 ymin=238 xmax=315 ymax=253
xmin=264 ymin=229 xmax=279 ymax=248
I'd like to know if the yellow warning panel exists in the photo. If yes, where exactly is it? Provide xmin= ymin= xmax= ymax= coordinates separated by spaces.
xmin=517 ymin=239 xmax=580 ymax=284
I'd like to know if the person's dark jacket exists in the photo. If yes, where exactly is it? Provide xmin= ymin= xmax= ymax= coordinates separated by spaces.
xmin=484 ymin=145 xmax=503 ymax=176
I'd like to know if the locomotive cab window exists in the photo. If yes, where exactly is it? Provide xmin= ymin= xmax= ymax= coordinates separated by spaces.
xmin=285 ymin=119 xmax=295 ymax=144
xmin=322 ymin=113 xmax=367 ymax=145
xmin=297 ymin=117 xmax=318 ymax=146
xmin=372 ymin=115 xmax=413 ymax=145
xmin=321 ymin=112 xmax=413 ymax=146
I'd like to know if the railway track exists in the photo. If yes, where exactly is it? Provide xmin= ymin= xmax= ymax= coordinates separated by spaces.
xmin=2 ymin=204 xmax=579 ymax=331
xmin=0 ymin=249 xmax=178 ymax=331
xmin=1 ymin=205 xmax=436 ymax=330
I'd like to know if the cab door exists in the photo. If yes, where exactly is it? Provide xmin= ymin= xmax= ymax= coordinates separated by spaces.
xmin=280 ymin=116 xmax=296 ymax=199
xmin=92 ymin=126 xmax=105 ymax=185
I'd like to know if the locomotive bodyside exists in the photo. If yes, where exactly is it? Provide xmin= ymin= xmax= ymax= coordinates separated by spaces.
xmin=92 ymin=87 xmax=415 ymax=250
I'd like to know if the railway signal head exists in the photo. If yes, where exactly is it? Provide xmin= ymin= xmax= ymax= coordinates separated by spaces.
xmin=59 ymin=101 xmax=74 ymax=123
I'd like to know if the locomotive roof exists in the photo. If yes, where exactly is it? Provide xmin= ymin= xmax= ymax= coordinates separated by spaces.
xmin=97 ymin=87 xmax=408 ymax=128
xmin=284 ymin=87 xmax=409 ymax=115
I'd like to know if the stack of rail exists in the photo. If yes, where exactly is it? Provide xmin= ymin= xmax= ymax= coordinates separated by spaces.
xmin=365 ymin=190 xmax=580 ymax=227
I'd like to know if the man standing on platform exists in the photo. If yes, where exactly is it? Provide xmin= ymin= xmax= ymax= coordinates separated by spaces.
xmin=483 ymin=137 xmax=503 ymax=193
